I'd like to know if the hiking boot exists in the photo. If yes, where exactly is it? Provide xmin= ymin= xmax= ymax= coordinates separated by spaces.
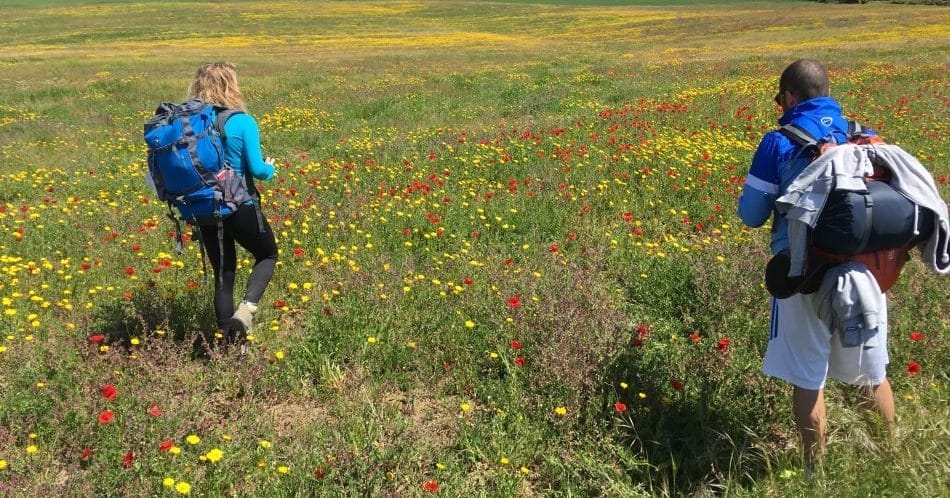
xmin=229 ymin=301 xmax=258 ymax=337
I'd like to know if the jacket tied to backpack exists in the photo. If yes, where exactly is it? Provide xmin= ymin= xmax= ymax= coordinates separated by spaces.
xmin=776 ymin=142 xmax=950 ymax=279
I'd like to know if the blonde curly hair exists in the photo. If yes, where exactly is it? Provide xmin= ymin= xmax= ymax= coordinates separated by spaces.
xmin=187 ymin=61 xmax=246 ymax=111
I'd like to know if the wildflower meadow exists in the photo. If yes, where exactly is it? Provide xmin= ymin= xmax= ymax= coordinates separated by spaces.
xmin=0 ymin=0 xmax=947 ymax=496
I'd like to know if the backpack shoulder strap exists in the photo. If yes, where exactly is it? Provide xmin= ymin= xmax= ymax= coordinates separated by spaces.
xmin=214 ymin=108 xmax=246 ymax=141
xmin=778 ymin=123 xmax=821 ymax=157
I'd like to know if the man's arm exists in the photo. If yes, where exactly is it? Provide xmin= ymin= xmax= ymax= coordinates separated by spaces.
xmin=738 ymin=133 xmax=782 ymax=228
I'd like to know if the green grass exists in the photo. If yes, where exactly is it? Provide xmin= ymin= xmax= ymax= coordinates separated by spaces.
xmin=0 ymin=1 xmax=947 ymax=496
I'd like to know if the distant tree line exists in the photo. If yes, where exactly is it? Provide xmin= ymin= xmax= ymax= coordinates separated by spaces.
xmin=815 ymin=0 xmax=947 ymax=4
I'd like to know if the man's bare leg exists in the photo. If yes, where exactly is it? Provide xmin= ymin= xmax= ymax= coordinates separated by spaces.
xmin=793 ymin=386 xmax=826 ymax=473
xmin=858 ymin=377 xmax=896 ymax=437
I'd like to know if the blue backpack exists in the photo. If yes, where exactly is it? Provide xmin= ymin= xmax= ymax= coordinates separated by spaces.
xmin=145 ymin=99 xmax=251 ymax=227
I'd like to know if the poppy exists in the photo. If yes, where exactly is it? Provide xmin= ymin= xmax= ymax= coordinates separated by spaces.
xmin=614 ymin=401 xmax=627 ymax=413
xmin=909 ymin=331 xmax=923 ymax=342
xmin=80 ymin=447 xmax=93 ymax=461
xmin=159 ymin=440 xmax=174 ymax=452
xmin=507 ymin=296 xmax=522 ymax=310
xmin=98 ymin=410 xmax=114 ymax=425
xmin=717 ymin=337 xmax=730 ymax=353
xmin=509 ymin=340 xmax=522 ymax=350
xmin=423 ymin=480 xmax=439 ymax=492
xmin=89 ymin=335 xmax=105 ymax=344
xmin=514 ymin=357 xmax=525 ymax=367
xmin=122 ymin=451 xmax=134 ymax=469
xmin=100 ymin=385 xmax=117 ymax=401
xmin=906 ymin=361 xmax=922 ymax=376
xmin=147 ymin=403 xmax=162 ymax=417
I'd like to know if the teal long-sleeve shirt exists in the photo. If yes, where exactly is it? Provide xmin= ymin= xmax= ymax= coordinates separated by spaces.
xmin=222 ymin=113 xmax=275 ymax=181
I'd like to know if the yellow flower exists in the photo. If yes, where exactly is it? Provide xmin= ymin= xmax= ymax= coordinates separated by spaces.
xmin=619 ymin=382 xmax=629 ymax=389
xmin=277 ymin=465 xmax=289 ymax=474
xmin=175 ymin=481 xmax=191 ymax=495
xmin=367 ymin=336 xmax=376 ymax=344
xmin=520 ymin=466 xmax=530 ymax=474
xmin=25 ymin=445 xmax=37 ymax=454
xmin=459 ymin=402 xmax=471 ymax=412
xmin=163 ymin=477 xmax=175 ymax=487
xmin=464 ymin=320 xmax=475 ymax=328
xmin=130 ymin=337 xmax=140 ymax=346
xmin=205 ymin=448 xmax=223 ymax=463
xmin=436 ymin=462 xmax=446 ymax=470
xmin=499 ymin=457 xmax=510 ymax=465
xmin=274 ymin=351 xmax=285 ymax=360
xmin=0 ymin=459 xmax=7 ymax=470
xmin=186 ymin=435 xmax=200 ymax=445
xmin=259 ymin=440 xmax=272 ymax=449
xmin=169 ymin=446 xmax=181 ymax=455
xmin=554 ymin=406 xmax=567 ymax=416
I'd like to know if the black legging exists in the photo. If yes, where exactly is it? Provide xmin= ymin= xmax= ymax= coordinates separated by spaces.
xmin=199 ymin=202 xmax=278 ymax=329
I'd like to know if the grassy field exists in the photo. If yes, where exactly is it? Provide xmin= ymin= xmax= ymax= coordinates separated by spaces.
xmin=0 ymin=1 xmax=948 ymax=496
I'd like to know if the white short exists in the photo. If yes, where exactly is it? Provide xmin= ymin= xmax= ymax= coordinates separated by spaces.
xmin=762 ymin=293 xmax=889 ymax=390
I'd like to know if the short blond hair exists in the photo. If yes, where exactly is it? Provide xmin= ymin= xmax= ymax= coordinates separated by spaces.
xmin=187 ymin=61 xmax=246 ymax=110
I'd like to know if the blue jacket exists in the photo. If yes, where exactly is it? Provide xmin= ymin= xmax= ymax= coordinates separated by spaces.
xmin=222 ymin=113 xmax=275 ymax=182
xmin=737 ymin=97 xmax=871 ymax=255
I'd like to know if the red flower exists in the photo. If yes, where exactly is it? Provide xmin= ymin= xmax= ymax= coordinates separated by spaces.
xmin=462 ymin=276 xmax=474 ymax=286
xmin=509 ymin=340 xmax=522 ymax=350
xmin=80 ymin=263 xmax=92 ymax=271
xmin=80 ymin=446 xmax=93 ymax=461
xmin=89 ymin=334 xmax=105 ymax=344
xmin=122 ymin=450 xmax=134 ymax=469
xmin=671 ymin=379 xmax=683 ymax=391
xmin=514 ymin=356 xmax=525 ymax=367
xmin=503 ymin=258 xmax=513 ymax=266
xmin=100 ymin=384 xmax=117 ymax=401
xmin=314 ymin=467 xmax=326 ymax=479
xmin=130 ymin=244 xmax=141 ymax=252
xmin=124 ymin=267 xmax=135 ymax=276
xmin=716 ymin=337 xmax=731 ymax=353
xmin=186 ymin=280 xmax=198 ymax=288
xmin=98 ymin=410 xmax=114 ymax=425
xmin=689 ymin=332 xmax=701 ymax=343
xmin=274 ymin=300 xmax=287 ymax=309
xmin=293 ymin=247 xmax=305 ymax=257
xmin=567 ymin=232 xmax=577 ymax=240
xmin=159 ymin=440 xmax=174 ymax=452
xmin=507 ymin=295 xmax=522 ymax=310
xmin=423 ymin=480 xmax=439 ymax=492
xmin=909 ymin=331 xmax=923 ymax=342
xmin=906 ymin=361 xmax=922 ymax=376
xmin=147 ymin=403 xmax=162 ymax=417
xmin=614 ymin=401 xmax=627 ymax=413
xmin=623 ymin=212 xmax=633 ymax=222
xmin=549 ymin=243 xmax=559 ymax=253
xmin=636 ymin=323 xmax=649 ymax=338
